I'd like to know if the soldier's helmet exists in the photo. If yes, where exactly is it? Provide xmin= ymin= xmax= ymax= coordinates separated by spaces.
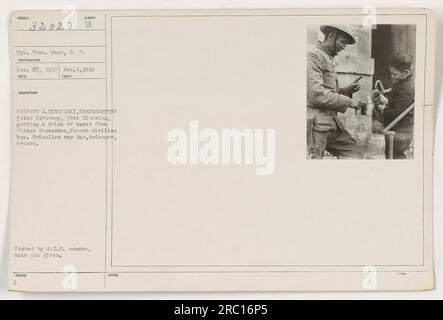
xmin=320 ymin=25 xmax=356 ymax=44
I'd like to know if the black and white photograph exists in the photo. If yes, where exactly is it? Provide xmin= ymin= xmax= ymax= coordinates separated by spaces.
xmin=307 ymin=24 xmax=416 ymax=159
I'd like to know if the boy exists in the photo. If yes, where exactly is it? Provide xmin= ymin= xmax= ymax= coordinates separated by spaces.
xmin=376 ymin=53 xmax=415 ymax=159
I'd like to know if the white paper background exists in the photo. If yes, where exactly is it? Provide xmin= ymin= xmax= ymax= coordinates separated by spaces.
xmin=0 ymin=0 xmax=442 ymax=299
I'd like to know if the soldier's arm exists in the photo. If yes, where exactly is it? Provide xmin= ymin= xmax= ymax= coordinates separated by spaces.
xmin=307 ymin=52 xmax=352 ymax=112
xmin=338 ymin=87 xmax=352 ymax=98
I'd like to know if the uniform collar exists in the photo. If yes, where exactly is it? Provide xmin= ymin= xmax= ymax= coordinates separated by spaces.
xmin=316 ymin=41 xmax=334 ymax=58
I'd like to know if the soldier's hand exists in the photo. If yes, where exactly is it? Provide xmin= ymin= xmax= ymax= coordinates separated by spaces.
xmin=349 ymin=100 xmax=360 ymax=110
xmin=348 ymin=76 xmax=363 ymax=94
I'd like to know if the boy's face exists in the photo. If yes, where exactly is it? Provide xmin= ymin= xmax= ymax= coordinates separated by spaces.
xmin=389 ymin=66 xmax=410 ymax=84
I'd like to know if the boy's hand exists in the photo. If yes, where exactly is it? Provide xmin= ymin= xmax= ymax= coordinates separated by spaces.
xmin=379 ymin=94 xmax=388 ymax=105
xmin=372 ymin=90 xmax=388 ymax=105
xmin=376 ymin=104 xmax=387 ymax=114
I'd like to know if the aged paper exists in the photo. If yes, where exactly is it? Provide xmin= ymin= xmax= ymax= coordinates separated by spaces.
xmin=8 ymin=8 xmax=435 ymax=291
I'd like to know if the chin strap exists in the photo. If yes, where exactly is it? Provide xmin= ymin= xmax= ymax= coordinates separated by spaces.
xmin=331 ymin=30 xmax=337 ymax=55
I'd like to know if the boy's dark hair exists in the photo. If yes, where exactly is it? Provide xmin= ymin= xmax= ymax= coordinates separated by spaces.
xmin=390 ymin=53 xmax=413 ymax=72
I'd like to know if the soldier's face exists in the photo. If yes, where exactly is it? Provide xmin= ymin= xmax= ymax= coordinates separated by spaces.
xmin=334 ymin=34 xmax=348 ymax=54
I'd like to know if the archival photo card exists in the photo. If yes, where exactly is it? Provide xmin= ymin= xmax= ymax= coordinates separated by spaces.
xmin=8 ymin=8 xmax=436 ymax=292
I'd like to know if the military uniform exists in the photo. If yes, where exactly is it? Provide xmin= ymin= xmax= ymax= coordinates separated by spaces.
xmin=307 ymin=41 xmax=360 ymax=159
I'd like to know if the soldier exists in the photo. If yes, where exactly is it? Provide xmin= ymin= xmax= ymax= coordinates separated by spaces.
xmin=307 ymin=25 xmax=362 ymax=159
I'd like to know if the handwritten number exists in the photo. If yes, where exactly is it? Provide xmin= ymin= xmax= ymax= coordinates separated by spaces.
xmin=28 ymin=21 xmax=70 ymax=31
